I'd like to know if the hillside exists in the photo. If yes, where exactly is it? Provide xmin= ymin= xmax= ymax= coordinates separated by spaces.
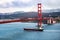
xmin=0 ymin=9 xmax=60 ymax=19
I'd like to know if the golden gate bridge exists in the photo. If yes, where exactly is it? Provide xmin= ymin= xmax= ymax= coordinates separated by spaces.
xmin=0 ymin=3 xmax=57 ymax=31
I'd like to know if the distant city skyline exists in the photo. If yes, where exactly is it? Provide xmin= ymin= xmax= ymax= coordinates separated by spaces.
xmin=0 ymin=0 xmax=60 ymax=13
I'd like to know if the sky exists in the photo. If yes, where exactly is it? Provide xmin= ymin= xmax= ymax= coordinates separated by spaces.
xmin=0 ymin=0 xmax=60 ymax=13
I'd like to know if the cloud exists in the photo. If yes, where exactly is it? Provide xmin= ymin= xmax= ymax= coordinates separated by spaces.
xmin=0 ymin=0 xmax=60 ymax=13
xmin=0 ymin=0 xmax=34 ymax=8
xmin=0 ymin=0 xmax=37 ymax=13
xmin=18 ymin=0 xmax=31 ymax=3
xmin=12 ymin=1 xmax=32 ymax=7
xmin=42 ymin=0 xmax=60 ymax=9
xmin=0 ymin=6 xmax=37 ymax=13
xmin=0 ymin=0 xmax=14 ymax=4
xmin=0 ymin=0 xmax=14 ymax=8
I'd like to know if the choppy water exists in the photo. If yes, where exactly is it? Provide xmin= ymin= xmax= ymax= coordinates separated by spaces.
xmin=0 ymin=22 xmax=60 ymax=40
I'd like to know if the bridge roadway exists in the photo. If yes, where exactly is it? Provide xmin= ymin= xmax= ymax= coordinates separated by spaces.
xmin=0 ymin=17 xmax=56 ymax=24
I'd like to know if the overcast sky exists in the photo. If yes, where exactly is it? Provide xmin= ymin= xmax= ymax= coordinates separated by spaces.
xmin=0 ymin=0 xmax=60 ymax=13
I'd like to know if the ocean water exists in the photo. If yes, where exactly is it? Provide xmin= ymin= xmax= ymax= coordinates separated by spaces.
xmin=0 ymin=22 xmax=60 ymax=40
